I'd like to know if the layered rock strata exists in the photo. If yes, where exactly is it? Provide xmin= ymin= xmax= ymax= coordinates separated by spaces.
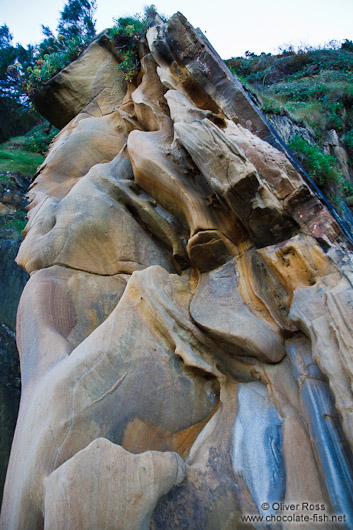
xmin=1 ymin=12 xmax=353 ymax=530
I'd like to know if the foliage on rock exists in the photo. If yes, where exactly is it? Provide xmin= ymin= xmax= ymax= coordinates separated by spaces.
xmin=26 ymin=35 xmax=92 ymax=92
xmin=108 ymin=5 xmax=163 ymax=82
xmin=288 ymin=136 xmax=353 ymax=206
xmin=26 ymin=0 xmax=97 ymax=93
xmin=0 ymin=0 xmax=97 ymax=122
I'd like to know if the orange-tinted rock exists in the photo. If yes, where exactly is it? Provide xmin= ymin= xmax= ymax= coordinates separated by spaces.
xmin=32 ymin=35 xmax=126 ymax=129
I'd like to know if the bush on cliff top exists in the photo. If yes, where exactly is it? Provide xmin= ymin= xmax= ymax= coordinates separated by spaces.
xmin=26 ymin=35 xmax=92 ymax=92
xmin=25 ymin=0 xmax=97 ymax=93
xmin=25 ymin=4 xmax=162 ymax=89
xmin=108 ymin=5 xmax=165 ymax=82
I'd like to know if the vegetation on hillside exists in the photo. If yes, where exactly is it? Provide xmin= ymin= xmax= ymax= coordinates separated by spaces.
xmin=0 ymin=123 xmax=58 ymax=240
xmin=0 ymin=136 xmax=44 ymax=177
xmin=1 ymin=0 xmax=353 ymax=223
xmin=0 ymin=0 xmax=97 ymax=142
xmin=0 ymin=1 xmax=162 ymax=140
xmin=0 ymin=25 xmax=37 ymax=142
xmin=226 ymin=41 xmax=353 ymax=135
xmin=26 ymin=0 xmax=97 ymax=93
xmin=226 ymin=41 xmax=353 ymax=214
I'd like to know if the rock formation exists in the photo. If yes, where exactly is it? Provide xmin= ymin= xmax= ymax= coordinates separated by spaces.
xmin=1 ymin=12 xmax=353 ymax=529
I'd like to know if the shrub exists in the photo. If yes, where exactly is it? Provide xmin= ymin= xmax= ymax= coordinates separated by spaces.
xmin=341 ymin=39 xmax=353 ymax=52
xmin=288 ymin=136 xmax=353 ymax=213
xmin=288 ymin=135 xmax=341 ymax=186
xmin=0 ymin=137 xmax=44 ymax=176
xmin=109 ymin=5 xmax=163 ymax=82
xmin=24 ymin=0 xmax=97 ymax=93
xmin=26 ymin=35 xmax=91 ymax=92
xmin=326 ymin=101 xmax=344 ymax=131
xmin=24 ymin=123 xmax=58 ymax=154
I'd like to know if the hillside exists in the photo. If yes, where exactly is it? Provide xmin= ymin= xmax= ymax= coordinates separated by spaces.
xmin=226 ymin=41 xmax=353 ymax=220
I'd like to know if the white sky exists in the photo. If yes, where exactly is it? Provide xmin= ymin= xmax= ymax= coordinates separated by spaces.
xmin=1 ymin=0 xmax=353 ymax=58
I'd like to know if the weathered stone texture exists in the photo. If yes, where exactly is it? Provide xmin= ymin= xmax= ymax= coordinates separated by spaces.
xmin=1 ymin=11 xmax=353 ymax=530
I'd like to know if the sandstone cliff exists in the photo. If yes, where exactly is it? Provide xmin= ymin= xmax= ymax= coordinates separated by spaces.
xmin=1 ymin=12 xmax=353 ymax=529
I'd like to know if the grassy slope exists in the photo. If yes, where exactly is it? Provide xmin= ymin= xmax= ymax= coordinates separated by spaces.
xmin=0 ymin=136 xmax=44 ymax=177
xmin=226 ymin=45 xmax=353 ymax=214
xmin=226 ymin=47 xmax=353 ymax=136
xmin=0 ymin=134 xmax=47 ymax=241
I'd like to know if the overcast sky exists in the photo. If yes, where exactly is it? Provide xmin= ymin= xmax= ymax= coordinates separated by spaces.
xmin=1 ymin=0 xmax=353 ymax=58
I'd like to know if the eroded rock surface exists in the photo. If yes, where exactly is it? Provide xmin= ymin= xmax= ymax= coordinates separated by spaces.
xmin=1 ymin=11 xmax=353 ymax=530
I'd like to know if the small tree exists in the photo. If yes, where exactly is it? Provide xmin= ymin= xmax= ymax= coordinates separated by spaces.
xmin=341 ymin=39 xmax=353 ymax=53
xmin=57 ymin=0 xmax=97 ymax=41
xmin=110 ymin=5 xmax=161 ymax=81
xmin=0 ymin=25 xmax=33 ymax=101
xmin=26 ymin=0 xmax=97 ymax=93
xmin=0 ymin=25 xmax=36 ymax=142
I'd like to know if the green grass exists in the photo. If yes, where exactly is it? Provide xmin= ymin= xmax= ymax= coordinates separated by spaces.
xmin=288 ymin=135 xmax=353 ymax=213
xmin=0 ymin=136 xmax=44 ymax=177
xmin=226 ymin=45 xmax=353 ymax=217
xmin=226 ymin=47 xmax=353 ymax=136
xmin=264 ymin=75 xmax=353 ymax=133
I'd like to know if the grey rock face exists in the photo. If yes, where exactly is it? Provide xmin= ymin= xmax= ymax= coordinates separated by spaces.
xmin=232 ymin=383 xmax=286 ymax=515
